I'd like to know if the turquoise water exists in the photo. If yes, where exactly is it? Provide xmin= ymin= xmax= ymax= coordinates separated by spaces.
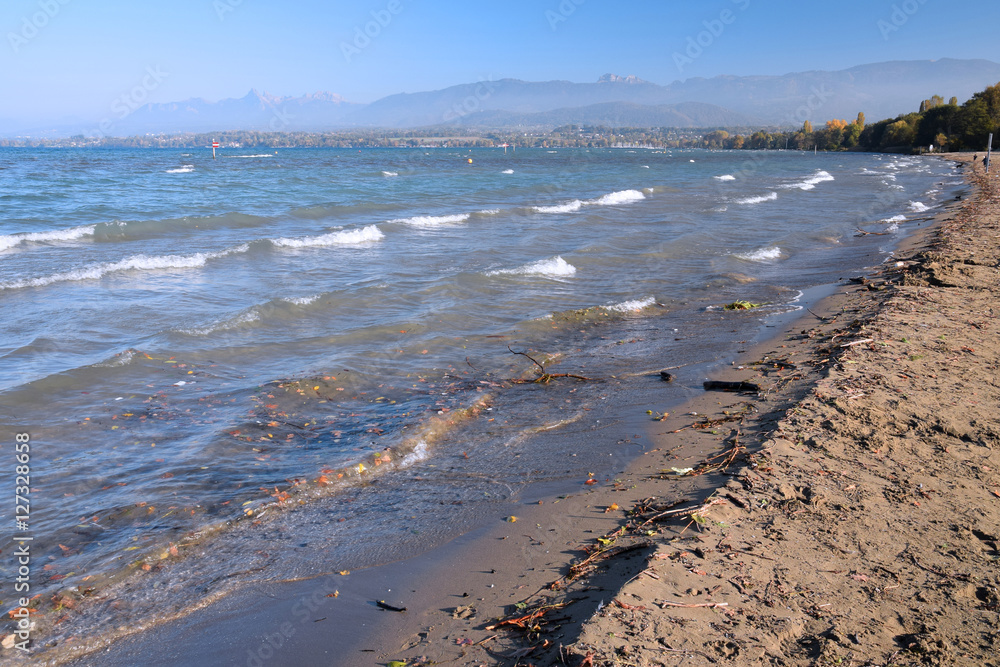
xmin=0 ymin=146 xmax=961 ymax=653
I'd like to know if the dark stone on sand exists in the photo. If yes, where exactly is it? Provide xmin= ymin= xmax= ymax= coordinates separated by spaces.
xmin=703 ymin=380 xmax=761 ymax=393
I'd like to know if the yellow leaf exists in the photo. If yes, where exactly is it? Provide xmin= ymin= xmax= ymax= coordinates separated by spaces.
xmin=339 ymin=570 xmax=350 ymax=575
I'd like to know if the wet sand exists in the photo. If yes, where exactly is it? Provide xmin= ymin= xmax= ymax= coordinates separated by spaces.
xmin=52 ymin=154 xmax=999 ymax=667
xmin=346 ymin=154 xmax=1000 ymax=666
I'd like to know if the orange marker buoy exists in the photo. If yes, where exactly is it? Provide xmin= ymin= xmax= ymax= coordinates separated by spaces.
xmin=467 ymin=158 xmax=473 ymax=163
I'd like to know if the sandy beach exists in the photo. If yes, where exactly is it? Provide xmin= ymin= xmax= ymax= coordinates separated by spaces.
xmin=344 ymin=154 xmax=999 ymax=666
xmin=46 ymin=154 xmax=997 ymax=667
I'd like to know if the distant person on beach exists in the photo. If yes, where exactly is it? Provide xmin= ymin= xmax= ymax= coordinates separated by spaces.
xmin=974 ymin=154 xmax=978 ymax=162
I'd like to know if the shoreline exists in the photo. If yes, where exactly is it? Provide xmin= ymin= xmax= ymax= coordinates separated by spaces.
xmin=42 ymin=155 xmax=983 ymax=666
xmin=447 ymin=153 xmax=996 ymax=666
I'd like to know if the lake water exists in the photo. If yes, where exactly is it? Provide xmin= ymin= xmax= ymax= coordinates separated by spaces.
xmin=0 ymin=146 xmax=962 ymax=656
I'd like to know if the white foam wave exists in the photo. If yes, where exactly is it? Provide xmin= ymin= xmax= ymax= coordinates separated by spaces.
xmin=401 ymin=440 xmax=430 ymax=466
xmin=487 ymin=256 xmax=577 ymax=278
xmin=533 ymin=200 xmax=584 ymax=214
xmin=714 ymin=174 xmax=736 ymax=181
xmin=735 ymin=246 xmax=782 ymax=262
xmin=166 ymin=165 xmax=194 ymax=174
xmin=390 ymin=213 xmax=470 ymax=227
xmin=533 ymin=189 xmax=644 ymax=214
xmin=501 ymin=169 xmax=514 ymax=174
xmin=0 ymin=224 xmax=96 ymax=251
xmin=271 ymin=224 xmax=384 ymax=248
xmin=907 ymin=201 xmax=930 ymax=212
xmin=880 ymin=215 xmax=907 ymax=224
xmin=230 ymin=154 xmax=273 ymax=158
xmin=0 ymin=245 xmax=249 ymax=290
xmin=381 ymin=171 xmax=398 ymax=177
xmin=179 ymin=310 xmax=261 ymax=336
xmin=284 ymin=294 xmax=322 ymax=306
xmin=734 ymin=192 xmax=778 ymax=205
xmin=593 ymin=189 xmax=645 ymax=206
xmin=478 ymin=209 xmax=500 ymax=215
xmin=604 ymin=296 xmax=656 ymax=313
xmin=96 ymin=348 xmax=138 ymax=368
xmin=782 ymin=170 xmax=835 ymax=191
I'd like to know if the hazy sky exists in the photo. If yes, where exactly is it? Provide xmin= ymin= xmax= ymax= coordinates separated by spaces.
xmin=2 ymin=0 xmax=998 ymax=124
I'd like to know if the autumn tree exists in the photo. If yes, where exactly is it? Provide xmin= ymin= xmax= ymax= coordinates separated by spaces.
xmin=919 ymin=95 xmax=945 ymax=113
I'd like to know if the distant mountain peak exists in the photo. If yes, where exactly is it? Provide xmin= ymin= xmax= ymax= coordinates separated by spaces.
xmin=598 ymin=73 xmax=648 ymax=84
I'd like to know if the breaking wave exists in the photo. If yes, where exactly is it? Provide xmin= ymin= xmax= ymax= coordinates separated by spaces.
xmin=734 ymin=246 xmax=782 ymax=262
xmin=487 ymin=255 xmax=577 ymax=278
xmin=604 ymin=296 xmax=656 ymax=313
xmin=0 ymin=224 xmax=96 ymax=251
xmin=533 ymin=200 xmax=584 ymax=214
xmin=592 ymin=189 xmax=645 ymax=206
xmin=734 ymin=192 xmax=778 ymax=205
xmin=782 ymin=170 xmax=835 ymax=191
xmin=533 ymin=189 xmax=645 ymax=214
xmin=390 ymin=214 xmax=471 ymax=227
xmin=0 ymin=245 xmax=250 ymax=290
xmin=271 ymin=225 xmax=384 ymax=248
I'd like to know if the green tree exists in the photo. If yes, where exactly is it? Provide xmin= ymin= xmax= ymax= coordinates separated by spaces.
xmin=955 ymin=82 xmax=1000 ymax=149
xmin=843 ymin=122 xmax=863 ymax=148
xmin=883 ymin=119 xmax=916 ymax=147
xmin=916 ymin=103 xmax=959 ymax=148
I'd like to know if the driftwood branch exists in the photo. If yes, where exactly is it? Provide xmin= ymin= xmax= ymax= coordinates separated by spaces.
xmin=507 ymin=346 xmax=595 ymax=383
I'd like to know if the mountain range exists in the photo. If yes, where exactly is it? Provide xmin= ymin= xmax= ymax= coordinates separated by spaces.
xmin=8 ymin=58 xmax=1000 ymax=137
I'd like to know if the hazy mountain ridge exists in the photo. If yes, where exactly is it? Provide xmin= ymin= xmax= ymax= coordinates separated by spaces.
xmin=6 ymin=59 xmax=999 ymax=137
xmin=448 ymin=101 xmax=761 ymax=129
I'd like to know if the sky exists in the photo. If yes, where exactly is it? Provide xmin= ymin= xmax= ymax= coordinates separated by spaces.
xmin=2 ymin=0 xmax=999 ymax=125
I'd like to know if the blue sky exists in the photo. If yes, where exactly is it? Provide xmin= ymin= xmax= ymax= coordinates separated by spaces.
xmin=2 ymin=0 xmax=998 ymax=124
